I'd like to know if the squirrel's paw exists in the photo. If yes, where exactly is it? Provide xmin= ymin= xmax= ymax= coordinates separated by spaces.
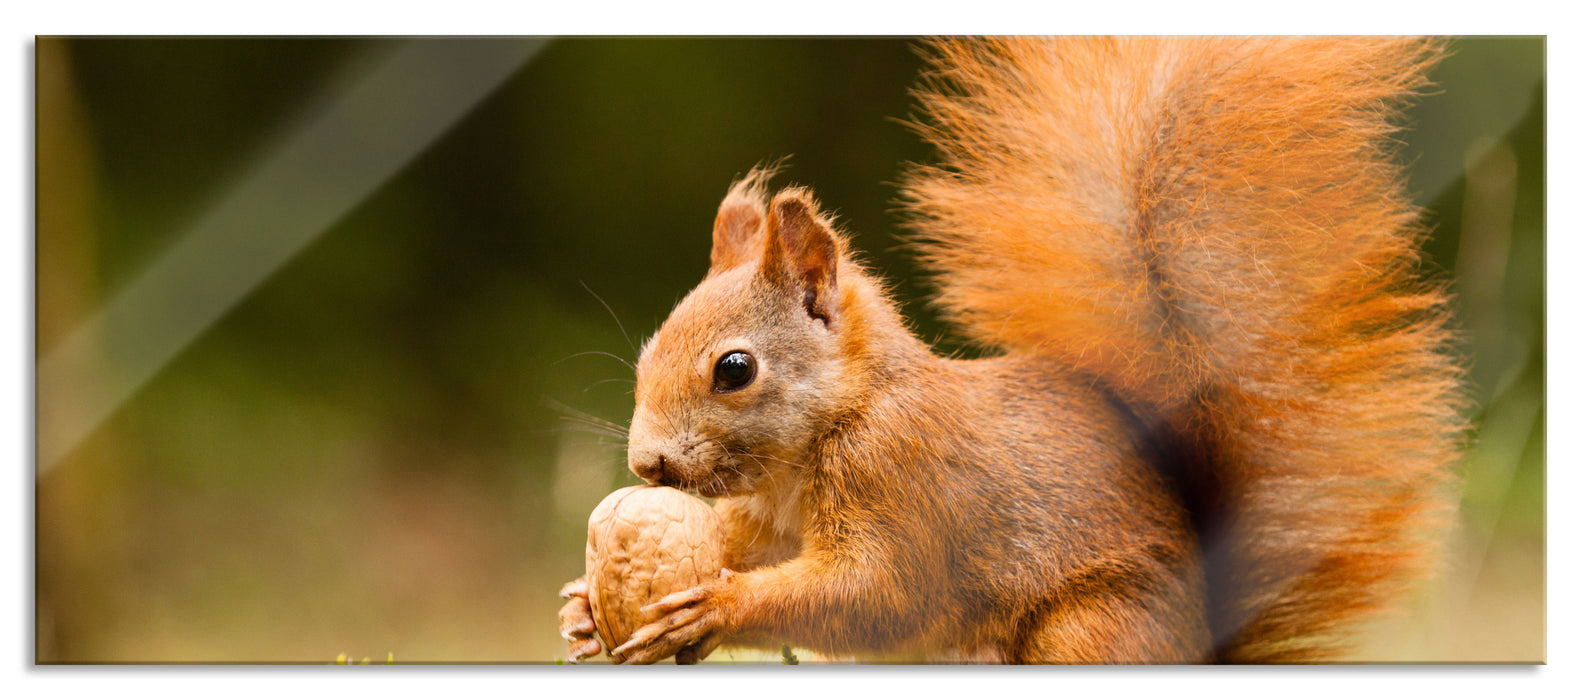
xmin=557 ymin=577 xmax=602 ymax=663
xmin=609 ymin=572 xmax=735 ymax=665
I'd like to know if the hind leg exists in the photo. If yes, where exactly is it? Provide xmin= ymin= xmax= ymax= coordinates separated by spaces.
xmin=1012 ymin=554 xmax=1211 ymax=663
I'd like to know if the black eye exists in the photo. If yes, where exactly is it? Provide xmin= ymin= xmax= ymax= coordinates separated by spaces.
xmin=713 ymin=351 xmax=757 ymax=392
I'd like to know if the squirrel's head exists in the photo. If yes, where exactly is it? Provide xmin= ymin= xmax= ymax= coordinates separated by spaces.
xmin=627 ymin=171 xmax=858 ymax=497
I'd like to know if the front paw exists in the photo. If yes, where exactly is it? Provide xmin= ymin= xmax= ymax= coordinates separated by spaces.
xmin=608 ymin=574 xmax=736 ymax=665
xmin=557 ymin=577 xmax=602 ymax=663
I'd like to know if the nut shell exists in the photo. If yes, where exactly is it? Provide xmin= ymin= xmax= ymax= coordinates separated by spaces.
xmin=585 ymin=485 xmax=724 ymax=650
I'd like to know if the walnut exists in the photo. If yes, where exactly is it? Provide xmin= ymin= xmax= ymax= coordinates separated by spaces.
xmin=585 ymin=485 xmax=725 ymax=650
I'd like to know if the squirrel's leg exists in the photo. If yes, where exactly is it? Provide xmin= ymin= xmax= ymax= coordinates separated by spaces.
xmin=723 ymin=555 xmax=929 ymax=653
xmin=1012 ymin=549 xmax=1211 ymax=664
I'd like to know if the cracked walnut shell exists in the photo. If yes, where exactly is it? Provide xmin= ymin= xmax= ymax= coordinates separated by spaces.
xmin=585 ymin=485 xmax=725 ymax=650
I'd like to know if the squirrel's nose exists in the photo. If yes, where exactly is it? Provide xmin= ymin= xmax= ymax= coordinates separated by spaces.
xmin=629 ymin=449 xmax=669 ymax=482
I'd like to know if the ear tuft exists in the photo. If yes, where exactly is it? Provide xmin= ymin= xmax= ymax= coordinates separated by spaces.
xmin=765 ymin=188 xmax=840 ymax=326
xmin=710 ymin=164 xmax=783 ymax=271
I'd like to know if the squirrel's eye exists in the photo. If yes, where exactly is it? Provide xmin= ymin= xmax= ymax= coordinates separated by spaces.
xmin=713 ymin=351 xmax=757 ymax=392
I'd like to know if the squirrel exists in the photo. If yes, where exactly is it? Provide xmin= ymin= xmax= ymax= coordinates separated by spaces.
xmin=556 ymin=36 xmax=1467 ymax=664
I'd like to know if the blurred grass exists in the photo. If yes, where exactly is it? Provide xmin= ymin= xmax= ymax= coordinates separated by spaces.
xmin=35 ymin=36 xmax=1544 ymax=663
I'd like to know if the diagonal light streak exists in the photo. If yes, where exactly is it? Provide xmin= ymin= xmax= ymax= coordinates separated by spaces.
xmin=37 ymin=38 xmax=548 ymax=475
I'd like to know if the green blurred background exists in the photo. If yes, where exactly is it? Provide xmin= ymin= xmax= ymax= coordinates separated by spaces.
xmin=34 ymin=37 xmax=1544 ymax=663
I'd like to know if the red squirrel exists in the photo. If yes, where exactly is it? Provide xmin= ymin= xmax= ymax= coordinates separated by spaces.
xmin=556 ymin=36 xmax=1466 ymax=663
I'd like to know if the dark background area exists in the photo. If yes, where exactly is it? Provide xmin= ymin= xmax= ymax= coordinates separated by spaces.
xmin=35 ymin=37 xmax=1544 ymax=662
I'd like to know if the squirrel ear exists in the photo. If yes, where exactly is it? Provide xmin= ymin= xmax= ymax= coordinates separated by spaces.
xmin=711 ymin=198 xmax=766 ymax=271
xmin=765 ymin=190 xmax=839 ymax=326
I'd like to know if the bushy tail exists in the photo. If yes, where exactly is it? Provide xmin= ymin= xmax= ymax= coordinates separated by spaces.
xmin=901 ymin=36 xmax=1467 ymax=662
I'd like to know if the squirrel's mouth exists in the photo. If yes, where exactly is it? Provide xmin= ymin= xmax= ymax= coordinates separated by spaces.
xmin=654 ymin=474 xmax=736 ymax=499
xmin=692 ymin=478 xmax=734 ymax=499
xmin=664 ymin=454 xmax=756 ymax=499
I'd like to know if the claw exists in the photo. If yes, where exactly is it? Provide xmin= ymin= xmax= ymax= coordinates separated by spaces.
xmin=611 ymin=580 xmax=730 ymax=664
xmin=559 ymin=596 xmax=596 ymax=636
xmin=609 ymin=635 xmax=642 ymax=660
xmin=640 ymin=585 xmax=710 ymax=618
xmin=610 ymin=624 xmax=660 ymax=661
xmin=559 ymin=578 xmax=589 ymax=600
xmin=568 ymin=636 xmax=601 ymax=663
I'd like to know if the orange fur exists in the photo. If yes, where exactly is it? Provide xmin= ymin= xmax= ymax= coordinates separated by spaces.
xmin=560 ymin=36 xmax=1466 ymax=665
xmin=902 ymin=36 xmax=1466 ymax=661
